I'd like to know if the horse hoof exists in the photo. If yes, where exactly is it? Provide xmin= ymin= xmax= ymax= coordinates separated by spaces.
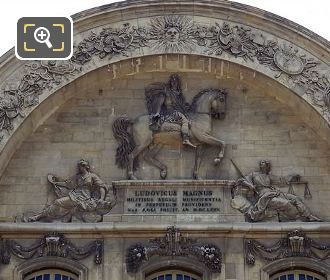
xmin=214 ymin=157 xmax=222 ymax=165
xmin=192 ymin=173 xmax=200 ymax=180
xmin=160 ymin=169 xmax=167 ymax=180
xmin=128 ymin=173 xmax=138 ymax=180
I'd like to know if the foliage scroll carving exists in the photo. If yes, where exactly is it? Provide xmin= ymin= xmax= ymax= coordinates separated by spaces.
xmin=126 ymin=226 xmax=222 ymax=273
xmin=245 ymin=230 xmax=330 ymax=265
xmin=0 ymin=232 xmax=103 ymax=265
xmin=1 ymin=15 xmax=330 ymax=140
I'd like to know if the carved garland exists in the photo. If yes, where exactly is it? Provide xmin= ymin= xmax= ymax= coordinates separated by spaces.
xmin=245 ymin=230 xmax=330 ymax=265
xmin=0 ymin=232 xmax=103 ymax=265
xmin=1 ymin=15 xmax=330 ymax=140
xmin=126 ymin=226 xmax=222 ymax=273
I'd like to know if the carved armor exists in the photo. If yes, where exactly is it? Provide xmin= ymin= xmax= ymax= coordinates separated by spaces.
xmin=144 ymin=74 xmax=195 ymax=147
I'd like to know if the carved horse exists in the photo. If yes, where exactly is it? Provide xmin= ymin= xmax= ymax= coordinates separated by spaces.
xmin=112 ymin=89 xmax=227 ymax=180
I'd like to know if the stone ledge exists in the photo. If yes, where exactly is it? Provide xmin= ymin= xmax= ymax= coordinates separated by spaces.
xmin=0 ymin=222 xmax=329 ymax=236
xmin=112 ymin=180 xmax=234 ymax=187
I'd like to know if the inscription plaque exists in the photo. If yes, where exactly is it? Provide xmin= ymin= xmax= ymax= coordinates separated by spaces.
xmin=112 ymin=180 xmax=232 ymax=215
xmin=126 ymin=189 xmax=222 ymax=214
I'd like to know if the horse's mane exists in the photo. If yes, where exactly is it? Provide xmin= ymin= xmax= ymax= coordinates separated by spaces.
xmin=190 ymin=88 xmax=227 ymax=112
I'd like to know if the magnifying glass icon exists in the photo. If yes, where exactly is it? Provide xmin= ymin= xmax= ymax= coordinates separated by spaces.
xmin=34 ymin=27 xmax=53 ymax=48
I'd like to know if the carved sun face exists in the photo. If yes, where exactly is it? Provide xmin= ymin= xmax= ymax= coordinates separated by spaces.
xmin=150 ymin=16 xmax=196 ymax=52
xmin=165 ymin=27 xmax=180 ymax=42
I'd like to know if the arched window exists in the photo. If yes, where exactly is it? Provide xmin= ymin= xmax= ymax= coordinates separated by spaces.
xmin=146 ymin=270 xmax=202 ymax=280
xmin=14 ymin=257 xmax=87 ymax=280
xmin=23 ymin=269 xmax=78 ymax=280
xmin=261 ymin=258 xmax=330 ymax=280
xmin=270 ymin=269 xmax=326 ymax=280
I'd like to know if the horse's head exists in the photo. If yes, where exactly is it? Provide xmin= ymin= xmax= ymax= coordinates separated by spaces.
xmin=191 ymin=88 xmax=227 ymax=119
xmin=209 ymin=89 xmax=227 ymax=120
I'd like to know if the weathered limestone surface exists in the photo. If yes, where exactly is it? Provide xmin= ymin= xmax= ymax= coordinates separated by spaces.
xmin=0 ymin=55 xmax=329 ymax=279
xmin=0 ymin=55 xmax=329 ymax=224
xmin=0 ymin=1 xmax=330 ymax=279
xmin=1 ymin=0 xmax=330 ymax=184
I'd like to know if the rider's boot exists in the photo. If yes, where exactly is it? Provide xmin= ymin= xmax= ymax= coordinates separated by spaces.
xmin=182 ymin=133 xmax=196 ymax=148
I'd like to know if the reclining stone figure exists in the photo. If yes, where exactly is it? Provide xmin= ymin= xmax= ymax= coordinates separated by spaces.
xmin=231 ymin=160 xmax=321 ymax=222
xmin=21 ymin=159 xmax=116 ymax=223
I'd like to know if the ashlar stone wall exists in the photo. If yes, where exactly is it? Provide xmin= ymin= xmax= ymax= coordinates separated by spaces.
xmin=0 ymin=54 xmax=329 ymax=222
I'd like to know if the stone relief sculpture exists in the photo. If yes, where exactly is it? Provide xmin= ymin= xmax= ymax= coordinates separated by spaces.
xmin=230 ymin=160 xmax=321 ymax=222
xmin=0 ymin=232 xmax=103 ymax=265
xmin=205 ymin=22 xmax=257 ymax=61
xmin=149 ymin=15 xmax=196 ymax=52
xmin=71 ymin=23 xmax=148 ymax=64
xmin=20 ymin=159 xmax=116 ymax=223
xmin=113 ymin=74 xmax=227 ymax=180
xmin=145 ymin=74 xmax=195 ymax=148
xmin=0 ymin=60 xmax=79 ymax=138
xmin=0 ymin=90 xmax=25 ymax=135
xmin=126 ymin=226 xmax=222 ymax=273
xmin=245 ymin=230 xmax=330 ymax=265
xmin=1 ymin=16 xmax=330 ymax=140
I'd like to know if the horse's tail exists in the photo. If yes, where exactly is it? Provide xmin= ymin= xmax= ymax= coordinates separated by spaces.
xmin=112 ymin=116 xmax=137 ymax=170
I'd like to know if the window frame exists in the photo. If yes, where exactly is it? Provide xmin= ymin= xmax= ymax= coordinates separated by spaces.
xmin=261 ymin=258 xmax=330 ymax=280
xmin=134 ymin=256 xmax=210 ymax=280
xmin=14 ymin=257 xmax=88 ymax=280
xmin=23 ymin=268 xmax=78 ymax=280
xmin=271 ymin=269 xmax=326 ymax=280
xmin=146 ymin=269 xmax=201 ymax=280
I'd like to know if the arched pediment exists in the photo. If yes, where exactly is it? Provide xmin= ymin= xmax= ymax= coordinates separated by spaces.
xmin=0 ymin=0 xmax=330 ymax=177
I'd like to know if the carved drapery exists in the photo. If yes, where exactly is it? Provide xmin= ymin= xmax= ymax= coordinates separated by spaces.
xmin=126 ymin=226 xmax=222 ymax=273
xmin=19 ymin=159 xmax=117 ymax=223
xmin=245 ymin=230 xmax=330 ymax=265
xmin=230 ymin=159 xmax=320 ymax=223
xmin=1 ymin=13 xmax=330 ymax=142
xmin=0 ymin=232 xmax=103 ymax=265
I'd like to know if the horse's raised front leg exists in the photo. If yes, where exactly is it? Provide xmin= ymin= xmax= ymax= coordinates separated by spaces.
xmin=193 ymin=145 xmax=203 ymax=180
xmin=197 ymin=133 xmax=225 ymax=166
xmin=143 ymin=144 xmax=167 ymax=179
